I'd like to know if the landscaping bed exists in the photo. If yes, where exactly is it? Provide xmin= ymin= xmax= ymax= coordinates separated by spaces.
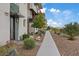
xmin=0 ymin=42 xmax=15 ymax=56
xmin=0 ymin=31 xmax=45 ymax=56
xmin=51 ymin=33 xmax=79 ymax=56
xmin=16 ymin=33 xmax=45 ymax=56
xmin=0 ymin=40 xmax=41 ymax=56
xmin=11 ymin=35 xmax=45 ymax=56
xmin=5 ymin=32 xmax=45 ymax=56
xmin=15 ymin=42 xmax=40 ymax=56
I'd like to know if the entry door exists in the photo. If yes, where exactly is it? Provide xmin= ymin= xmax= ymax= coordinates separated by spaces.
xmin=10 ymin=17 xmax=19 ymax=40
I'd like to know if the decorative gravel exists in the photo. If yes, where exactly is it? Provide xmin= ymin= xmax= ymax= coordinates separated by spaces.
xmin=51 ymin=33 xmax=79 ymax=56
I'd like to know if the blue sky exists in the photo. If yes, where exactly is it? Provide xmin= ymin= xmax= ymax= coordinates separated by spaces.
xmin=42 ymin=3 xmax=79 ymax=28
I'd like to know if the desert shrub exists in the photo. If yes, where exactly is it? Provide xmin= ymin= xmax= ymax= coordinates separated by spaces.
xmin=23 ymin=38 xmax=36 ymax=49
xmin=39 ymin=30 xmax=45 ymax=34
xmin=63 ymin=22 xmax=79 ymax=40
xmin=35 ymin=32 xmax=38 ymax=34
xmin=22 ymin=34 xmax=29 ymax=40
xmin=30 ymin=32 xmax=34 ymax=35
xmin=0 ymin=45 xmax=11 ymax=55
xmin=0 ymin=47 xmax=6 ymax=55
xmin=35 ymin=30 xmax=45 ymax=36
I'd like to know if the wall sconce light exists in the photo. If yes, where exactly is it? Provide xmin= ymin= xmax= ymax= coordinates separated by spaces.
xmin=5 ymin=12 xmax=9 ymax=16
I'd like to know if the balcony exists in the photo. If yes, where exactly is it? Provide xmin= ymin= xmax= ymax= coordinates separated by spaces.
xmin=27 ymin=10 xmax=32 ymax=19
xmin=29 ymin=3 xmax=38 ymax=13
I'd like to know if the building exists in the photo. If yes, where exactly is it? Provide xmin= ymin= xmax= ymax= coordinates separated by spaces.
xmin=10 ymin=3 xmax=28 ymax=41
xmin=27 ymin=3 xmax=42 ymax=34
xmin=0 ymin=3 xmax=28 ymax=46
xmin=0 ymin=3 xmax=10 ymax=46
xmin=0 ymin=3 xmax=43 ymax=46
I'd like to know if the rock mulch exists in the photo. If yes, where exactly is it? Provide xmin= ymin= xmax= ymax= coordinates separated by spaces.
xmin=8 ymin=34 xmax=45 ymax=56
xmin=51 ymin=33 xmax=79 ymax=56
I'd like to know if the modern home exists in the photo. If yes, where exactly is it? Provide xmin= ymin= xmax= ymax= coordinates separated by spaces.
xmin=27 ymin=3 xmax=42 ymax=34
xmin=0 ymin=3 xmax=42 ymax=46
xmin=0 ymin=3 xmax=40 ymax=46
xmin=10 ymin=3 xmax=28 ymax=41
xmin=0 ymin=3 xmax=10 ymax=46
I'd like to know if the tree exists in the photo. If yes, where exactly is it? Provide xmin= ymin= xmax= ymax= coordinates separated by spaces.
xmin=63 ymin=22 xmax=79 ymax=40
xmin=47 ymin=26 xmax=51 ymax=30
xmin=51 ymin=27 xmax=60 ymax=34
xmin=32 ymin=13 xmax=46 ymax=29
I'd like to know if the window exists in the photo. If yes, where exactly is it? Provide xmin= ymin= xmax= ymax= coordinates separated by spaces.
xmin=10 ymin=3 xmax=19 ymax=14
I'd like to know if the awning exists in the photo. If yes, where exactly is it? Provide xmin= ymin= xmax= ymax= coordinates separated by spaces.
xmin=10 ymin=12 xmax=25 ymax=18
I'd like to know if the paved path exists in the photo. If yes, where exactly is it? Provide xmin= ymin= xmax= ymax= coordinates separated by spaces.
xmin=36 ymin=31 xmax=60 ymax=56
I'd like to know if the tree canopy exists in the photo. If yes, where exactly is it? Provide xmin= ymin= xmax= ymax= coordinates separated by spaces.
xmin=63 ymin=22 xmax=79 ymax=40
xmin=32 ymin=13 xmax=46 ymax=29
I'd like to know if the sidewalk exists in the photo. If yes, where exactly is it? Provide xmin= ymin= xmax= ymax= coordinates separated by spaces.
xmin=36 ymin=31 xmax=60 ymax=56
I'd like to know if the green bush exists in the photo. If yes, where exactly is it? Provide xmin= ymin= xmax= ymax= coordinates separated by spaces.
xmin=39 ymin=30 xmax=45 ymax=34
xmin=0 ymin=45 xmax=10 ymax=55
xmin=63 ymin=22 xmax=79 ymax=40
xmin=22 ymin=34 xmax=29 ymax=40
xmin=35 ymin=30 xmax=45 ymax=36
xmin=23 ymin=38 xmax=36 ymax=49
xmin=30 ymin=32 xmax=33 ymax=35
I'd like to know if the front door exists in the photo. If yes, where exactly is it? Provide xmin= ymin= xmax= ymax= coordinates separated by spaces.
xmin=10 ymin=16 xmax=19 ymax=40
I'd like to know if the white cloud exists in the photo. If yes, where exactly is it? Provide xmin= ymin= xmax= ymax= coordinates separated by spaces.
xmin=47 ymin=10 xmax=75 ymax=27
xmin=47 ymin=19 xmax=62 ymax=28
xmin=40 ymin=2 xmax=79 ymax=28
xmin=62 ymin=10 xmax=72 ymax=17
xmin=49 ymin=8 xmax=61 ymax=13
xmin=62 ymin=10 xmax=74 ymax=22
xmin=40 ymin=8 xmax=46 ymax=13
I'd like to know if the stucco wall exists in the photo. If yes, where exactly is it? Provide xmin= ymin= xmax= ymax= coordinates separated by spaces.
xmin=0 ymin=4 xmax=10 ymax=46
xmin=18 ymin=4 xmax=28 ymax=40
xmin=29 ymin=22 xmax=35 ymax=34
xmin=27 ymin=3 xmax=37 ymax=34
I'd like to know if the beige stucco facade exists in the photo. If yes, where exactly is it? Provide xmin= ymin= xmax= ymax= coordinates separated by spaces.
xmin=0 ymin=3 xmax=28 ymax=46
xmin=0 ymin=4 xmax=10 ymax=46
xmin=0 ymin=3 xmax=40 ymax=46
xmin=27 ymin=3 xmax=39 ymax=34
xmin=18 ymin=3 xmax=28 ymax=40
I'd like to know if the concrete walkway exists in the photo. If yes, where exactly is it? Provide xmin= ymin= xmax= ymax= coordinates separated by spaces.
xmin=36 ymin=31 xmax=60 ymax=56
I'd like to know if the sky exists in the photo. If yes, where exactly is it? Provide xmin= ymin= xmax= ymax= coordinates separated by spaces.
xmin=42 ymin=3 xmax=79 ymax=28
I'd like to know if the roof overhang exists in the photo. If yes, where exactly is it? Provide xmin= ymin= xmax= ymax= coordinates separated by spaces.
xmin=29 ymin=9 xmax=37 ymax=15
xmin=10 ymin=12 xmax=24 ymax=18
